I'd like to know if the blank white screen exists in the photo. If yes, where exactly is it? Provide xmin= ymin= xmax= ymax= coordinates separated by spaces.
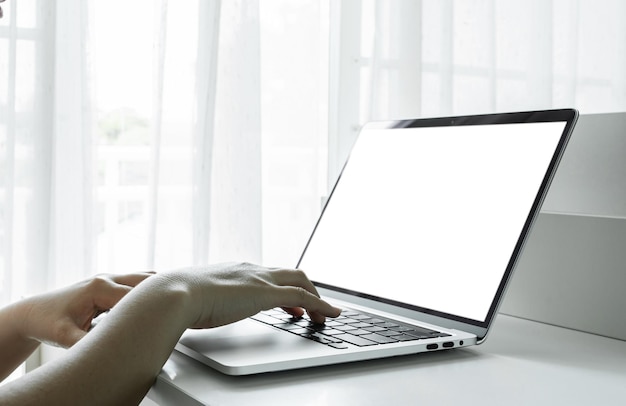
xmin=299 ymin=121 xmax=565 ymax=322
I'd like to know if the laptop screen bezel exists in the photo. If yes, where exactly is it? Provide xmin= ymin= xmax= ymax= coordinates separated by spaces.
xmin=297 ymin=109 xmax=578 ymax=340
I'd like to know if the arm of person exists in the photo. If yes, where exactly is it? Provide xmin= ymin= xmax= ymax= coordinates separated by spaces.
xmin=0 ymin=263 xmax=341 ymax=405
xmin=0 ymin=304 xmax=40 ymax=382
xmin=0 ymin=272 xmax=153 ymax=382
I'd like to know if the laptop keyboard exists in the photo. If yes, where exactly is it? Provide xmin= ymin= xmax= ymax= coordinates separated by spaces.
xmin=251 ymin=308 xmax=451 ymax=349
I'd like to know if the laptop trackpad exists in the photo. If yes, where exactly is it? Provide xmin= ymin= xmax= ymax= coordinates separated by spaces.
xmin=177 ymin=318 xmax=331 ymax=373
xmin=180 ymin=318 xmax=300 ymax=350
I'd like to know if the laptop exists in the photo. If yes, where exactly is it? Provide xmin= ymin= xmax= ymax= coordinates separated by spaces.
xmin=175 ymin=109 xmax=579 ymax=375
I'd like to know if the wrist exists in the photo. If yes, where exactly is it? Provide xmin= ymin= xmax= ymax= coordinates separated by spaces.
xmin=134 ymin=271 xmax=198 ymax=331
xmin=6 ymin=298 xmax=39 ymax=344
xmin=0 ymin=300 xmax=40 ymax=382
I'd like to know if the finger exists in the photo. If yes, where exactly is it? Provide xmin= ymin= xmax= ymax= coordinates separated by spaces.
xmin=280 ymin=306 xmax=305 ymax=318
xmin=279 ymin=306 xmax=340 ymax=324
xmin=307 ymin=309 xmax=341 ymax=324
xmin=93 ymin=283 xmax=133 ymax=311
xmin=270 ymin=268 xmax=322 ymax=298
xmin=270 ymin=268 xmax=341 ymax=323
xmin=274 ymin=286 xmax=341 ymax=323
xmin=89 ymin=273 xmax=153 ymax=311
xmin=110 ymin=272 xmax=155 ymax=287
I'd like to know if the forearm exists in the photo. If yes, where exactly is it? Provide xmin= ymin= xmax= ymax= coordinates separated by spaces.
xmin=0 ymin=274 xmax=195 ymax=405
xmin=0 ymin=302 xmax=41 ymax=382
xmin=0 ymin=264 xmax=340 ymax=405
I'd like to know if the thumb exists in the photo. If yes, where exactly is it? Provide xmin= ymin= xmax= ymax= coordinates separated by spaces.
xmin=94 ymin=283 xmax=133 ymax=311
xmin=57 ymin=321 xmax=88 ymax=348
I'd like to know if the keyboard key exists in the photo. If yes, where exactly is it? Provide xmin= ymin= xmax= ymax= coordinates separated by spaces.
xmin=310 ymin=333 xmax=342 ymax=343
xmin=403 ymin=325 xmax=441 ymax=335
xmin=377 ymin=330 xmax=403 ymax=337
xmin=339 ymin=318 xmax=361 ymax=324
xmin=362 ymin=326 xmax=387 ymax=333
xmin=340 ymin=310 xmax=360 ymax=317
xmin=394 ymin=334 xmax=423 ymax=342
xmin=328 ymin=342 xmax=350 ymax=349
xmin=361 ymin=333 xmax=398 ymax=344
xmin=303 ymin=333 xmax=337 ymax=345
xmin=349 ymin=314 xmax=371 ymax=320
xmin=349 ymin=329 xmax=372 ymax=336
xmin=430 ymin=332 xmax=452 ymax=338
xmin=318 ymin=328 xmax=344 ymax=336
xmin=251 ymin=313 xmax=283 ymax=325
xmin=403 ymin=331 xmax=431 ymax=339
xmin=334 ymin=334 xmax=377 ymax=347
xmin=378 ymin=322 xmax=400 ymax=328
xmin=388 ymin=326 xmax=413 ymax=332
xmin=275 ymin=323 xmax=305 ymax=331
xmin=350 ymin=322 xmax=373 ymax=329
xmin=334 ymin=324 xmax=358 ymax=332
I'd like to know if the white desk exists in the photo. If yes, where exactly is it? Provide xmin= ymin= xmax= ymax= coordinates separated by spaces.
xmin=147 ymin=314 xmax=626 ymax=405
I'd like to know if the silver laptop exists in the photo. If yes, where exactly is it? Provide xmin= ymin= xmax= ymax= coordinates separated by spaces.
xmin=176 ymin=109 xmax=578 ymax=375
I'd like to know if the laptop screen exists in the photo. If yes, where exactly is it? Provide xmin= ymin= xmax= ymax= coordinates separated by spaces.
xmin=298 ymin=111 xmax=576 ymax=326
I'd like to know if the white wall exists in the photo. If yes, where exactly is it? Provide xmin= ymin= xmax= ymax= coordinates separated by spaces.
xmin=501 ymin=113 xmax=626 ymax=340
xmin=542 ymin=112 xmax=626 ymax=218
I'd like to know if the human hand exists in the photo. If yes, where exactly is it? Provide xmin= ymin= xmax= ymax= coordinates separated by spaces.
xmin=18 ymin=272 xmax=153 ymax=348
xmin=163 ymin=263 xmax=341 ymax=329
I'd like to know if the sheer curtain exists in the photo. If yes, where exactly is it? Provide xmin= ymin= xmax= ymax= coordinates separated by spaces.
xmin=328 ymin=0 xmax=626 ymax=180
xmin=0 ymin=0 xmax=329 ymax=312
xmin=90 ymin=0 xmax=266 ymax=275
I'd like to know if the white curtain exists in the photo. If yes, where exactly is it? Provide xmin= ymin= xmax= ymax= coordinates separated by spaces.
xmin=0 ymin=0 xmax=329 ymax=312
xmin=328 ymin=0 xmax=626 ymax=180
xmin=2 ymin=0 xmax=626 ymax=311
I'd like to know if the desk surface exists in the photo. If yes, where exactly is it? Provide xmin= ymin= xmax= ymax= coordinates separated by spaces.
xmin=148 ymin=314 xmax=626 ymax=405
